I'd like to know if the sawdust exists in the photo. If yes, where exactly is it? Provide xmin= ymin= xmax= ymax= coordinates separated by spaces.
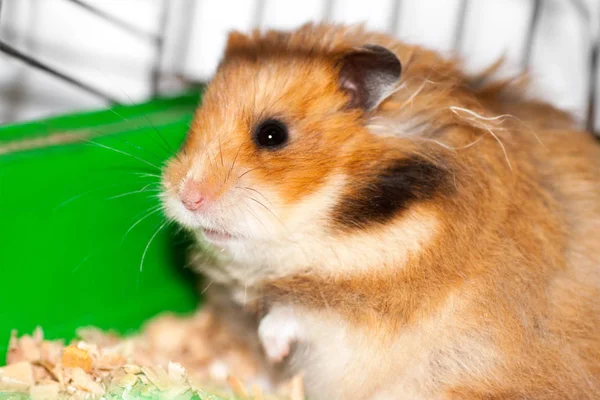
xmin=0 ymin=309 xmax=304 ymax=400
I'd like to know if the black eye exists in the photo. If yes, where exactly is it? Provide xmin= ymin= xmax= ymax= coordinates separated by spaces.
xmin=253 ymin=119 xmax=289 ymax=150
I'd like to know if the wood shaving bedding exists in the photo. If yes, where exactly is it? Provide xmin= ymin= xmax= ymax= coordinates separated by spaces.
xmin=0 ymin=309 xmax=304 ymax=400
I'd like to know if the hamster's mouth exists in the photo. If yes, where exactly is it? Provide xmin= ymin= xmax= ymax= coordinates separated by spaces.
xmin=202 ymin=228 xmax=234 ymax=244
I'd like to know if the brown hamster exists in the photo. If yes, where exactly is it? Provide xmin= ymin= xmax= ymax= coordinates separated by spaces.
xmin=161 ymin=23 xmax=600 ymax=400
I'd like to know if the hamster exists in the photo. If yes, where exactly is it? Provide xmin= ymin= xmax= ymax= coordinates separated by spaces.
xmin=161 ymin=23 xmax=600 ymax=400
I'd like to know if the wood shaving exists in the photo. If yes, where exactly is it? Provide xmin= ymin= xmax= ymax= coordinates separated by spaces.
xmin=18 ymin=336 xmax=41 ymax=362
xmin=61 ymin=346 xmax=93 ymax=373
xmin=141 ymin=365 xmax=170 ymax=391
xmin=29 ymin=382 xmax=60 ymax=400
xmin=39 ymin=341 xmax=63 ymax=366
xmin=0 ymin=361 xmax=35 ymax=391
xmin=70 ymin=368 xmax=105 ymax=395
xmin=227 ymin=375 xmax=249 ymax=398
xmin=0 ymin=308 xmax=305 ymax=399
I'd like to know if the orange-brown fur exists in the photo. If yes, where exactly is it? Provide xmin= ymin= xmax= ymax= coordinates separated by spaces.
xmin=163 ymin=23 xmax=600 ymax=399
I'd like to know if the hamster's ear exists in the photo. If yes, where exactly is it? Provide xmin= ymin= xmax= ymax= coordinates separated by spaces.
xmin=338 ymin=45 xmax=402 ymax=111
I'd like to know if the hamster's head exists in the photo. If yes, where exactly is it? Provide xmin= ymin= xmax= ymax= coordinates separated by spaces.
xmin=161 ymin=27 xmax=454 ymax=278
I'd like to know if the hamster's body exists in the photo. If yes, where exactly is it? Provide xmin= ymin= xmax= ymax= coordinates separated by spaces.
xmin=162 ymin=23 xmax=600 ymax=399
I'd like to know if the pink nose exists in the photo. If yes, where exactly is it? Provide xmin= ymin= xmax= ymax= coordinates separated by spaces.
xmin=181 ymin=181 xmax=205 ymax=211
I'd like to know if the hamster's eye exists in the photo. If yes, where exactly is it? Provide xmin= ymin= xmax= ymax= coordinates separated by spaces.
xmin=253 ymin=119 xmax=288 ymax=150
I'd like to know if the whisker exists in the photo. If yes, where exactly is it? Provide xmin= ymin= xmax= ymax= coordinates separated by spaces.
xmin=174 ymin=224 xmax=185 ymax=236
xmin=121 ymin=206 xmax=163 ymax=244
xmin=235 ymin=186 xmax=272 ymax=205
xmin=240 ymin=198 xmax=269 ymax=233
xmin=89 ymin=165 xmax=162 ymax=178
xmin=237 ymin=168 xmax=258 ymax=180
xmin=226 ymin=142 xmax=244 ymax=183
xmin=83 ymin=124 xmax=168 ymax=162
xmin=206 ymin=146 xmax=217 ymax=176
xmin=87 ymin=140 xmax=162 ymax=171
xmin=72 ymin=255 xmax=92 ymax=273
xmin=218 ymin=135 xmax=224 ymax=168
xmin=247 ymin=197 xmax=288 ymax=231
xmin=184 ymin=250 xmax=205 ymax=269
xmin=143 ymin=192 xmax=164 ymax=201
xmin=128 ymin=172 xmax=163 ymax=179
xmin=98 ymin=71 xmax=175 ymax=155
xmin=140 ymin=220 xmax=170 ymax=272
xmin=117 ymin=137 xmax=166 ymax=163
xmin=201 ymin=280 xmax=213 ymax=294
xmin=107 ymin=184 xmax=162 ymax=200
xmin=55 ymin=183 xmax=134 ymax=210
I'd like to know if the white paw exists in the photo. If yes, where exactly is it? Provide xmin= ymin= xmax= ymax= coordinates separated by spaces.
xmin=258 ymin=306 xmax=301 ymax=363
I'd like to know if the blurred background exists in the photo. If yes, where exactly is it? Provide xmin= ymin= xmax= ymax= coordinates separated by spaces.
xmin=0 ymin=0 xmax=599 ymax=130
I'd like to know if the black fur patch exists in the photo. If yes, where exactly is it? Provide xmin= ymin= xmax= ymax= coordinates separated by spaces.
xmin=332 ymin=157 xmax=449 ymax=230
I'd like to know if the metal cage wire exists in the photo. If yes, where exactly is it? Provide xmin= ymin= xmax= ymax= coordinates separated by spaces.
xmin=0 ymin=0 xmax=598 ymax=136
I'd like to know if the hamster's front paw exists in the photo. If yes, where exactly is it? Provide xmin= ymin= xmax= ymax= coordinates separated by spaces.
xmin=258 ymin=306 xmax=301 ymax=363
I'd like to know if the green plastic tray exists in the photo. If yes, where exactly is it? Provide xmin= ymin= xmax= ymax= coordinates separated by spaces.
xmin=0 ymin=91 xmax=205 ymax=364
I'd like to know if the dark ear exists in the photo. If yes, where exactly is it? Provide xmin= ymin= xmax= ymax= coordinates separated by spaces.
xmin=338 ymin=44 xmax=402 ymax=111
